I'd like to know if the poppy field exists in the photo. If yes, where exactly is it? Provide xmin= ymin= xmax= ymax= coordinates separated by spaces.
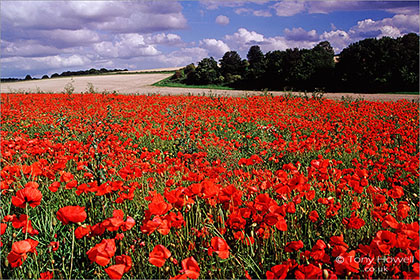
xmin=0 ymin=93 xmax=419 ymax=279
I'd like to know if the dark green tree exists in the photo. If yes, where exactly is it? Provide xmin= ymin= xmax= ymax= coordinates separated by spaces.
xmin=191 ymin=57 xmax=222 ymax=85
xmin=24 ymin=74 xmax=32 ymax=80
xmin=334 ymin=35 xmax=417 ymax=92
xmin=306 ymin=41 xmax=335 ymax=90
xmin=245 ymin=45 xmax=266 ymax=89
xmin=220 ymin=51 xmax=246 ymax=84
xmin=264 ymin=50 xmax=286 ymax=89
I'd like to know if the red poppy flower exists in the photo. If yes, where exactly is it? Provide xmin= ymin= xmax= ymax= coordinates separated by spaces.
xmin=48 ymin=181 xmax=61 ymax=193
xmin=105 ymin=264 xmax=126 ymax=280
xmin=56 ymin=206 xmax=87 ymax=225
xmin=382 ymin=215 xmax=399 ymax=229
xmin=294 ymin=264 xmax=322 ymax=279
xmin=181 ymin=256 xmax=200 ymax=279
xmin=11 ymin=214 xmax=38 ymax=235
xmin=86 ymin=239 xmax=116 ymax=266
xmin=115 ymin=255 xmax=132 ymax=272
xmin=60 ymin=171 xmax=74 ymax=183
xmin=266 ymin=264 xmax=288 ymax=279
xmin=0 ymin=223 xmax=6 ymax=246
xmin=285 ymin=240 xmax=304 ymax=253
xmin=334 ymin=251 xmax=359 ymax=276
xmin=11 ymin=186 xmax=42 ymax=208
xmin=149 ymin=245 xmax=171 ymax=267
xmin=75 ymin=225 xmax=91 ymax=239
xmin=308 ymin=210 xmax=319 ymax=222
xmin=39 ymin=271 xmax=54 ymax=280
xmin=170 ymin=274 xmax=188 ymax=280
xmin=329 ymin=235 xmax=349 ymax=257
xmin=7 ymin=239 xmax=38 ymax=268
xmin=397 ymin=201 xmax=410 ymax=220
xmin=48 ymin=241 xmax=59 ymax=252
xmin=208 ymin=237 xmax=230 ymax=259
xmin=121 ymin=216 xmax=135 ymax=231
xmin=372 ymin=230 xmax=396 ymax=255
xmin=342 ymin=213 xmax=365 ymax=229
xmin=102 ymin=210 xmax=125 ymax=231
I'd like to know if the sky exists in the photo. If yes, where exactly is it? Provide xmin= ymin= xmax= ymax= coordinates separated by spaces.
xmin=1 ymin=0 xmax=419 ymax=78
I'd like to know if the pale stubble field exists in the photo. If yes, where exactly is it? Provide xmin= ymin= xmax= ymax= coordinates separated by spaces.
xmin=1 ymin=70 xmax=418 ymax=102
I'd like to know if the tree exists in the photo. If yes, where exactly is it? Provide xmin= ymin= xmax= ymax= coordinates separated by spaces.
xmin=245 ymin=45 xmax=266 ymax=88
xmin=394 ymin=33 xmax=419 ymax=91
xmin=191 ymin=57 xmax=222 ymax=85
xmin=306 ymin=41 xmax=335 ymax=90
xmin=264 ymin=50 xmax=286 ymax=89
xmin=220 ymin=51 xmax=246 ymax=77
xmin=51 ymin=73 xmax=59 ymax=78
xmin=24 ymin=74 xmax=32 ymax=80
xmin=335 ymin=36 xmax=415 ymax=92
xmin=42 ymin=75 xmax=49 ymax=79
xmin=183 ymin=63 xmax=196 ymax=84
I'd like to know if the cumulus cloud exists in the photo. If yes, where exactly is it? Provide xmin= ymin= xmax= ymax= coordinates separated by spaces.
xmin=1 ymin=40 xmax=62 ymax=58
xmin=93 ymin=33 xmax=161 ymax=59
xmin=215 ymin=15 xmax=230 ymax=25
xmin=225 ymin=28 xmax=317 ymax=53
xmin=349 ymin=14 xmax=419 ymax=39
xmin=149 ymin=33 xmax=184 ymax=46
xmin=157 ymin=47 xmax=209 ymax=66
xmin=1 ymin=1 xmax=187 ymax=39
xmin=235 ymin=8 xmax=272 ymax=17
xmin=200 ymin=0 xmax=268 ymax=10
xmin=271 ymin=1 xmax=306 ymax=17
xmin=284 ymin=28 xmax=319 ymax=42
xmin=253 ymin=10 xmax=272 ymax=17
xmin=307 ymin=1 xmax=419 ymax=15
xmin=225 ymin=28 xmax=265 ymax=51
xmin=232 ymin=1 xmax=418 ymax=19
xmin=320 ymin=30 xmax=353 ymax=53
xmin=199 ymin=39 xmax=230 ymax=57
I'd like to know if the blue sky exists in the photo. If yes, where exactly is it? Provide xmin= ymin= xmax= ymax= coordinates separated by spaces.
xmin=1 ymin=1 xmax=418 ymax=78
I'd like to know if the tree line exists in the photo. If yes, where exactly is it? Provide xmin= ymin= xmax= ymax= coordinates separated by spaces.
xmin=170 ymin=33 xmax=419 ymax=93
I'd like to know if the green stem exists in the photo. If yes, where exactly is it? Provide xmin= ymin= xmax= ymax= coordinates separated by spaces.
xmin=69 ymin=226 xmax=75 ymax=280
xmin=25 ymin=203 xmax=29 ymax=239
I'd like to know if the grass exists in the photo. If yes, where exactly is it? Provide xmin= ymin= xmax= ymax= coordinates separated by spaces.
xmin=153 ymin=76 xmax=235 ymax=90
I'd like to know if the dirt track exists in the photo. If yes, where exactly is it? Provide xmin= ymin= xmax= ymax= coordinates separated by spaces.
xmin=1 ymin=72 xmax=418 ymax=102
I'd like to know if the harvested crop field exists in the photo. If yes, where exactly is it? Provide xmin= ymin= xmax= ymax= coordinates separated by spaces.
xmin=1 ymin=72 xmax=419 ymax=102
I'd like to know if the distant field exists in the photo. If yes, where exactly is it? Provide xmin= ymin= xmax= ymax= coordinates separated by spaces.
xmin=1 ymin=68 xmax=418 ymax=102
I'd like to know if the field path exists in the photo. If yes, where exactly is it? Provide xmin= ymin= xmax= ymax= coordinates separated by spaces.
xmin=1 ymin=72 xmax=418 ymax=102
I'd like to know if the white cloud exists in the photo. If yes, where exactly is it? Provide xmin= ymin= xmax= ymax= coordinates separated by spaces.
xmin=271 ymin=1 xmax=306 ymax=17
xmin=349 ymin=14 xmax=419 ymax=39
xmin=39 ymin=29 xmax=101 ymax=48
xmin=253 ymin=10 xmax=272 ymax=17
xmin=93 ymin=33 xmax=160 ymax=59
xmin=157 ymin=47 xmax=209 ymax=66
xmin=215 ymin=15 xmax=230 ymax=25
xmin=225 ymin=28 xmax=265 ymax=51
xmin=148 ymin=33 xmax=184 ymax=46
xmin=225 ymin=28 xmax=317 ymax=53
xmin=1 ymin=1 xmax=187 ymax=37
xmin=200 ymin=0 xmax=268 ymax=10
xmin=320 ymin=30 xmax=352 ymax=53
xmin=284 ymin=28 xmax=319 ymax=41
xmin=307 ymin=1 xmax=419 ymax=15
xmin=235 ymin=8 xmax=272 ymax=17
xmin=1 ymin=40 xmax=62 ymax=58
xmin=199 ymin=39 xmax=230 ymax=57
